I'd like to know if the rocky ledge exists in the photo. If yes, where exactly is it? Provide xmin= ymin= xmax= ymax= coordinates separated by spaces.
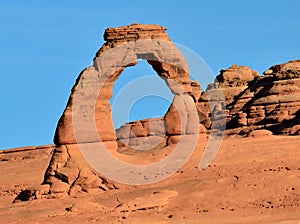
xmin=197 ymin=60 xmax=300 ymax=136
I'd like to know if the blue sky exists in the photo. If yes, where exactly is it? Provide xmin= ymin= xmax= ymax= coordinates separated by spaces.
xmin=1 ymin=0 xmax=299 ymax=149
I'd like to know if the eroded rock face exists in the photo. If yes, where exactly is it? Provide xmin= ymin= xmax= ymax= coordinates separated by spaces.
xmin=200 ymin=60 xmax=300 ymax=136
xmin=27 ymin=24 xmax=299 ymax=199
xmin=196 ymin=65 xmax=259 ymax=129
xmin=116 ymin=117 xmax=167 ymax=150
xmin=54 ymin=24 xmax=199 ymax=146
xmin=116 ymin=60 xmax=299 ymax=145
xmin=43 ymin=24 xmax=200 ymax=196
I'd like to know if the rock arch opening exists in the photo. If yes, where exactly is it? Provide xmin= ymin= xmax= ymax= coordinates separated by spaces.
xmin=110 ymin=59 xmax=174 ymax=129
xmin=54 ymin=24 xmax=200 ymax=147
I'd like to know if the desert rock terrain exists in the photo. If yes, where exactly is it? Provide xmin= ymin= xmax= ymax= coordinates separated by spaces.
xmin=0 ymin=136 xmax=299 ymax=223
xmin=0 ymin=24 xmax=299 ymax=223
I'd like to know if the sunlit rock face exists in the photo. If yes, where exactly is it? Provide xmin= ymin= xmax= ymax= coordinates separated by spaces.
xmin=43 ymin=23 xmax=201 ymax=197
xmin=198 ymin=60 xmax=300 ymax=136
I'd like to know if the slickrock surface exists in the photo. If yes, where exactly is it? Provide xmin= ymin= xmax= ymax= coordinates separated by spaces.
xmin=1 ymin=136 xmax=299 ymax=223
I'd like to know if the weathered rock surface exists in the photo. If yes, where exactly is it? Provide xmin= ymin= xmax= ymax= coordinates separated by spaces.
xmin=3 ymin=134 xmax=300 ymax=223
xmin=17 ymin=23 xmax=299 ymax=200
xmin=42 ymin=23 xmax=200 ymax=196
xmin=116 ymin=117 xmax=167 ymax=150
xmin=248 ymin=129 xmax=273 ymax=138
xmin=196 ymin=65 xmax=260 ymax=129
xmin=198 ymin=60 xmax=300 ymax=136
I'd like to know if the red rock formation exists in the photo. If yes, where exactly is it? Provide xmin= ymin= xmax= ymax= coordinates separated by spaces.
xmin=196 ymin=65 xmax=260 ymax=129
xmin=43 ymin=24 xmax=200 ymax=196
xmin=17 ymin=24 xmax=299 ymax=201
xmin=200 ymin=60 xmax=300 ymax=136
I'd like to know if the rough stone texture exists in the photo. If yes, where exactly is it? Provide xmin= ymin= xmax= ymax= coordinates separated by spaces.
xmin=248 ymin=129 xmax=273 ymax=138
xmin=43 ymin=144 xmax=117 ymax=197
xmin=116 ymin=117 xmax=167 ymax=150
xmin=43 ymin=24 xmax=200 ymax=196
xmin=26 ymin=24 xmax=300 ymax=199
xmin=54 ymin=24 xmax=199 ymax=146
xmin=199 ymin=60 xmax=300 ymax=136
xmin=196 ymin=65 xmax=260 ymax=129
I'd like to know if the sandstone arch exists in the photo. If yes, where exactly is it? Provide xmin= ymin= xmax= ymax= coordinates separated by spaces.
xmin=43 ymin=24 xmax=201 ymax=196
xmin=54 ymin=25 xmax=200 ymax=146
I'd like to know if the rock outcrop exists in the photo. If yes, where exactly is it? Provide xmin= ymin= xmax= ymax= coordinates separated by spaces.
xmin=16 ymin=23 xmax=299 ymax=200
xmin=196 ymin=65 xmax=260 ymax=130
xmin=42 ymin=24 xmax=200 ymax=196
xmin=198 ymin=60 xmax=300 ymax=136
xmin=116 ymin=117 xmax=167 ymax=150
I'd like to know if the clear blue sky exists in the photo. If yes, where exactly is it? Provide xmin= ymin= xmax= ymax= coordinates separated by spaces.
xmin=1 ymin=0 xmax=299 ymax=149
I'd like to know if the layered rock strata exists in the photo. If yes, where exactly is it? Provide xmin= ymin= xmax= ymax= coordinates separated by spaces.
xmin=198 ymin=60 xmax=300 ymax=136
